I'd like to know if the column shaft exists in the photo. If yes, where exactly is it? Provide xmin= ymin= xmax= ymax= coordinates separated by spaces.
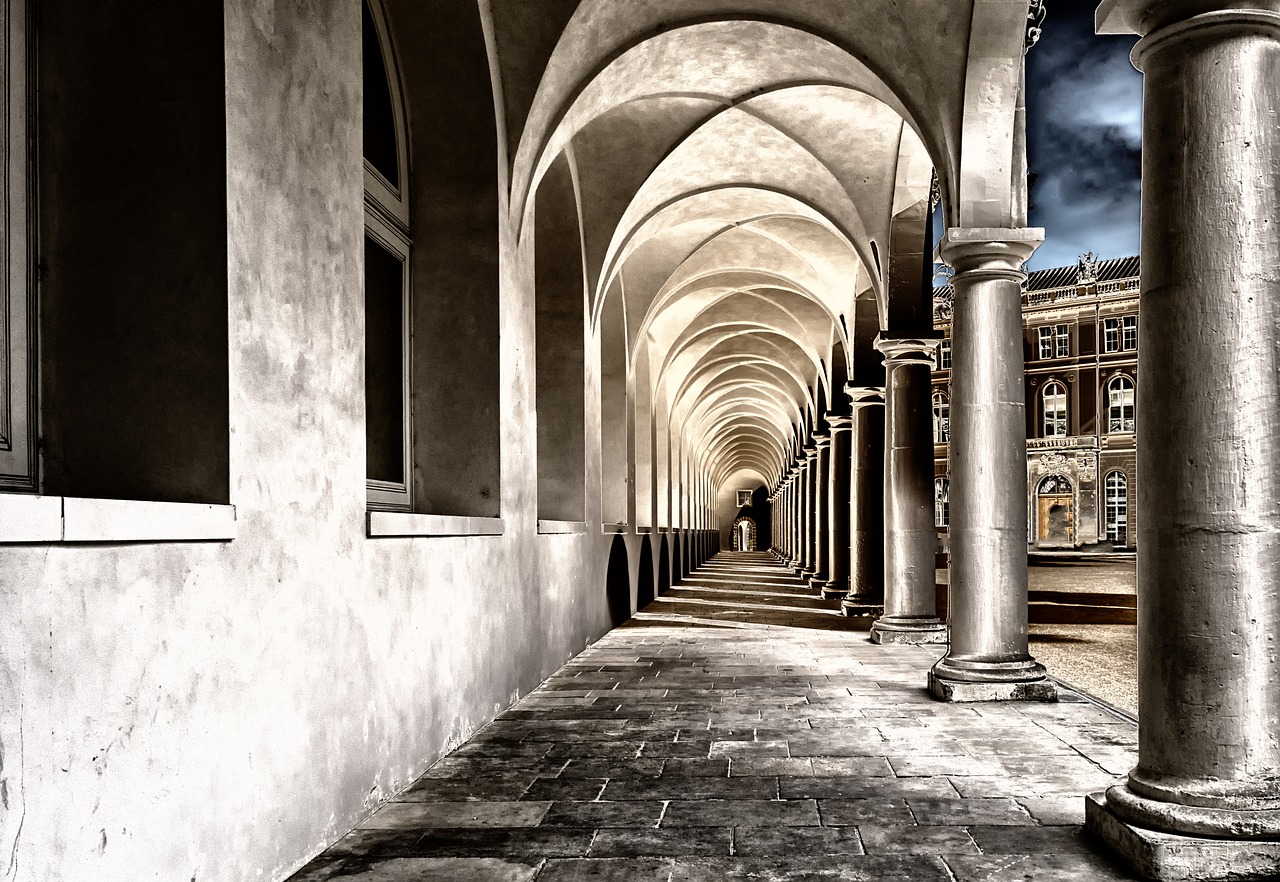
xmin=821 ymin=420 xmax=852 ymax=599
xmin=808 ymin=436 xmax=832 ymax=590
xmin=842 ymin=388 xmax=886 ymax=615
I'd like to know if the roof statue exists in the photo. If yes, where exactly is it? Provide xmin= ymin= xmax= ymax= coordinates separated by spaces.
xmin=1076 ymin=251 xmax=1099 ymax=285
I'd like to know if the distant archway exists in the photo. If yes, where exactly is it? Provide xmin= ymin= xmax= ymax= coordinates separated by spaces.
xmin=732 ymin=516 xmax=757 ymax=551
xmin=637 ymin=535 xmax=655 ymax=609
xmin=605 ymin=535 xmax=631 ymax=627
xmin=1035 ymin=474 xmax=1075 ymax=548
xmin=658 ymin=535 xmax=671 ymax=595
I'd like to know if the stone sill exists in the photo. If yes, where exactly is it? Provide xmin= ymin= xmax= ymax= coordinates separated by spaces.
xmin=0 ymin=494 xmax=237 ymax=543
xmin=602 ymin=523 xmax=628 ymax=534
xmin=367 ymin=512 xmax=504 ymax=538
xmin=537 ymin=520 xmax=588 ymax=534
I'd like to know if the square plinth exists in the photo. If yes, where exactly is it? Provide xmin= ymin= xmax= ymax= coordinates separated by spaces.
xmin=928 ymin=671 xmax=1057 ymax=702
xmin=1085 ymin=792 xmax=1280 ymax=882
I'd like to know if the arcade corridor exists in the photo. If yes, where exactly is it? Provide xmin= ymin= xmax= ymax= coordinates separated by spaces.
xmin=291 ymin=553 xmax=1137 ymax=881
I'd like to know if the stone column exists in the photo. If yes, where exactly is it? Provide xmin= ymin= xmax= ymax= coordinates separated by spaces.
xmin=820 ymin=416 xmax=852 ymax=599
xmin=842 ymin=386 xmax=886 ymax=616
xmin=929 ymin=228 xmax=1052 ymax=699
xmin=1084 ymin=4 xmax=1280 ymax=878
xmin=808 ymin=434 xmax=832 ymax=591
xmin=797 ymin=446 xmax=817 ymax=575
xmin=870 ymin=338 xmax=946 ymax=644
xmin=783 ymin=468 xmax=793 ymax=563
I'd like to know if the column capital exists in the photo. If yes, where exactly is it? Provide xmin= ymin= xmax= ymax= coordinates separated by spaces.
xmin=1098 ymin=1 xmax=1280 ymax=44
xmin=939 ymin=227 xmax=1043 ymax=284
xmin=813 ymin=433 xmax=832 ymax=450
xmin=844 ymin=384 xmax=886 ymax=408
xmin=803 ymin=445 xmax=819 ymax=461
xmin=826 ymin=415 xmax=853 ymax=430
xmin=875 ymin=335 xmax=939 ymax=367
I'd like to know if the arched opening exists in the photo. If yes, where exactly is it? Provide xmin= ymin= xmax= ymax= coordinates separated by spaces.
xmin=1105 ymin=470 xmax=1129 ymax=547
xmin=672 ymin=534 xmax=684 ymax=585
xmin=732 ymin=516 xmax=757 ymax=551
xmin=637 ymin=535 xmax=656 ymax=609
xmin=605 ymin=534 xmax=631 ymax=627
xmin=1035 ymin=474 xmax=1075 ymax=548
xmin=534 ymin=152 xmax=587 ymax=522
xmin=658 ymin=535 xmax=671 ymax=595
xmin=368 ymin=0 xmax=503 ymax=516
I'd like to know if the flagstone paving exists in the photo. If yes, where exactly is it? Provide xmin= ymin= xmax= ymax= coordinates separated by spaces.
xmin=289 ymin=552 xmax=1140 ymax=881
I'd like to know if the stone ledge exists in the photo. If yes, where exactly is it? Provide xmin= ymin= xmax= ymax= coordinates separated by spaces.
xmin=928 ymin=671 xmax=1057 ymax=702
xmin=368 ymin=512 xmax=505 ymax=538
xmin=0 ymin=494 xmax=238 ymax=543
xmin=1085 ymin=792 xmax=1280 ymax=881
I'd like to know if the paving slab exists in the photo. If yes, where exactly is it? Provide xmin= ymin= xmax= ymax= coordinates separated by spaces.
xmin=287 ymin=552 xmax=1141 ymax=882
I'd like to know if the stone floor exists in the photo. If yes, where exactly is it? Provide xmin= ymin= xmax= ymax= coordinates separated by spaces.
xmin=289 ymin=552 xmax=1141 ymax=881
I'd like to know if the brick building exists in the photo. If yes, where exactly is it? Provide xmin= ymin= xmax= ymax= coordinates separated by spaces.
xmin=931 ymin=254 xmax=1139 ymax=551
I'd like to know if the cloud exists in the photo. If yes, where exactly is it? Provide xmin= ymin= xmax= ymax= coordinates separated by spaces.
xmin=1025 ymin=10 xmax=1142 ymax=269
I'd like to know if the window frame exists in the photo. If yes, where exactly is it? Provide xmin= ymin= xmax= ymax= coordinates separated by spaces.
xmin=1037 ymin=326 xmax=1053 ymax=360
xmin=1104 ymin=470 xmax=1128 ymax=544
xmin=363 ymin=0 xmax=413 ymax=511
xmin=934 ymin=477 xmax=949 ymax=528
xmin=2 ymin=0 xmax=37 ymax=492
xmin=1121 ymin=315 xmax=1137 ymax=351
xmin=1103 ymin=317 xmax=1120 ymax=353
xmin=1107 ymin=375 xmax=1135 ymax=434
xmin=932 ymin=391 xmax=949 ymax=444
xmin=1055 ymin=323 xmax=1069 ymax=358
xmin=937 ymin=338 xmax=951 ymax=371
xmin=1041 ymin=381 xmax=1067 ymax=438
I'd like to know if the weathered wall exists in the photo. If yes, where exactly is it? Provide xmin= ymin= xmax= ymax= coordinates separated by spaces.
xmin=0 ymin=3 xmax=649 ymax=881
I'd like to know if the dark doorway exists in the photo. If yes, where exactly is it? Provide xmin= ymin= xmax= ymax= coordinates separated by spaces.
xmin=606 ymin=534 xmax=631 ymax=627
xmin=637 ymin=535 xmax=655 ymax=609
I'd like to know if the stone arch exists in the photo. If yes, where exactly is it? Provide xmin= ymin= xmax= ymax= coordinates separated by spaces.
xmin=732 ymin=515 xmax=757 ymax=551
xmin=605 ymin=534 xmax=631 ymax=627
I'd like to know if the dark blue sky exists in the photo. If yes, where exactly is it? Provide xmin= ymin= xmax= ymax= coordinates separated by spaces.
xmin=1024 ymin=3 xmax=1142 ymax=269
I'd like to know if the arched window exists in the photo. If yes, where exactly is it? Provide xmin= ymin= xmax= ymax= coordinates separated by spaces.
xmin=363 ymin=0 xmax=411 ymax=510
xmin=932 ymin=392 xmax=950 ymax=444
xmin=1108 ymin=376 xmax=1135 ymax=433
xmin=1105 ymin=471 xmax=1128 ymax=545
xmin=1042 ymin=382 xmax=1067 ymax=437
xmin=934 ymin=477 xmax=949 ymax=528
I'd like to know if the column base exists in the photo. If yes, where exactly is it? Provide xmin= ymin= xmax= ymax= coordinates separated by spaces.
xmin=928 ymin=654 xmax=1055 ymax=702
xmin=816 ymin=579 xmax=849 ymax=600
xmin=1086 ymin=792 xmax=1280 ymax=882
xmin=841 ymin=600 xmax=884 ymax=618
xmin=870 ymin=616 xmax=948 ymax=645
xmin=807 ymin=575 xmax=832 ymax=593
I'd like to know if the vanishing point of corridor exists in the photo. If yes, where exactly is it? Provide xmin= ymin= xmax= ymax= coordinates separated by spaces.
xmin=292 ymin=553 xmax=1138 ymax=881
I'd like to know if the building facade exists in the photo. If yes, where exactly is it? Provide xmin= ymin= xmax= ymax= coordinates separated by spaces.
xmin=931 ymin=255 xmax=1139 ymax=551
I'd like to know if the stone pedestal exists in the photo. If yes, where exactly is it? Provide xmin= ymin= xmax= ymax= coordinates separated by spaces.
xmin=842 ymin=386 xmax=886 ymax=617
xmin=870 ymin=340 xmax=947 ymax=645
xmin=1084 ymin=5 xmax=1280 ymax=878
xmin=929 ymin=228 xmax=1053 ymax=700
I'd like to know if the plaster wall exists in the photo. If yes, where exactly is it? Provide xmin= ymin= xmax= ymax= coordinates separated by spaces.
xmin=0 ymin=4 xmax=630 ymax=881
